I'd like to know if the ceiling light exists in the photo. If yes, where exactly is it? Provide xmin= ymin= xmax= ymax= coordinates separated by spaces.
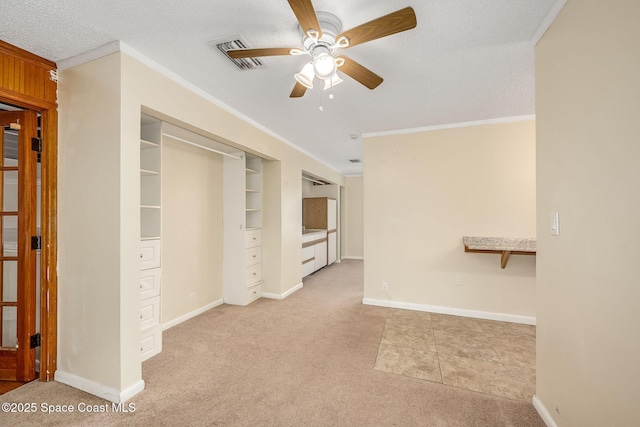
xmin=323 ymin=74 xmax=343 ymax=90
xmin=313 ymin=52 xmax=337 ymax=80
xmin=294 ymin=62 xmax=315 ymax=89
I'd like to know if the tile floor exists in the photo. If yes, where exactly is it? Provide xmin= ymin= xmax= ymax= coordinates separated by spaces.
xmin=374 ymin=309 xmax=536 ymax=402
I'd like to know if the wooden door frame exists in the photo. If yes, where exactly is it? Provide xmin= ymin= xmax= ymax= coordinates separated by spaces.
xmin=0 ymin=40 xmax=58 ymax=381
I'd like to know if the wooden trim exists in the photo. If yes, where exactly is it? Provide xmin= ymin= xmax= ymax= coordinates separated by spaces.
xmin=302 ymin=237 xmax=328 ymax=248
xmin=0 ymin=40 xmax=57 ymax=381
xmin=39 ymin=108 xmax=57 ymax=381
xmin=0 ymin=42 xmax=56 ymax=69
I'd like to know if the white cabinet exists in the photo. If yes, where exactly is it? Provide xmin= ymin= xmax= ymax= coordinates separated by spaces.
xmin=302 ymin=230 xmax=327 ymax=277
xmin=139 ymin=115 xmax=162 ymax=361
xmin=223 ymin=153 xmax=264 ymax=306
xmin=303 ymin=197 xmax=338 ymax=266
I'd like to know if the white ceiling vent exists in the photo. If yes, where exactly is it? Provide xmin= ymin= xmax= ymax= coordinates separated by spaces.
xmin=212 ymin=36 xmax=267 ymax=71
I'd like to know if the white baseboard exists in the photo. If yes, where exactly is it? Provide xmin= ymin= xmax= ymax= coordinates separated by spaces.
xmin=362 ymin=298 xmax=536 ymax=325
xmin=55 ymin=370 xmax=144 ymax=403
xmin=263 ymin=282 xmax=303 ymax=300
xmin=341 ymin=256 xmax=364 ymax=260
xmin=162 ymin=299 xmax=224 ymax=331
xmin=533 ymin=395 xmax=559 ymax=427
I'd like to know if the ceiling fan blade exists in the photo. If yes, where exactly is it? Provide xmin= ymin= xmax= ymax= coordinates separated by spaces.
xmin=290 ymin=82 xmax=307 ymax=98
xmin=288 ymin=0 xmax=322 ymax=38
xmin=336 ymin=7 xmax=417 ymax=49
xmin=226 ymin=48 xmax=295 ymax=59
xmin=337 ymin=56 xmax=383 ymax=90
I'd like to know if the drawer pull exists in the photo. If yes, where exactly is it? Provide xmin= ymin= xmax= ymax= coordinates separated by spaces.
xmin=253 ymin=255 xmax=256 ymax=258
xmin=140 ymin=254 xmax=143 ymax=258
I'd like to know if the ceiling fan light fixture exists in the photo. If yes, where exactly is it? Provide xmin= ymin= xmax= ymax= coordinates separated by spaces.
xmin=313 ymin=52 xmax=337 ymax=79
xmin=295 ymin=62 xmax=315 ymax=89
xmin=323 ymin=74 xmax=343 ymax=90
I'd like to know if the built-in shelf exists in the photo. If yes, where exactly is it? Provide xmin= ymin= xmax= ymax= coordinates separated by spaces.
xmin=141 ymin=235 xmax=161 ymax=241
xmin=245 ymin=168 xmax=259 ymax=174
xmin=141 ymin=205 xmax=161 ymax=209
xmin=140 ymin=139 xmax=159 ymax=149
xmin=245 ymin=208 xmax=261 ymax=212
xmin=245 ymin=188 xmax=259 ymax=193
xmin=462 ymin=236 xmax=536 ymax=269
xmin=141 ymin=168 xmax=159 ymax=176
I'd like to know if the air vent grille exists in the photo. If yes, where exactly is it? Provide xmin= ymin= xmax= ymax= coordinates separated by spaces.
xmin=213 ymin=36 xmax=267 ymax=71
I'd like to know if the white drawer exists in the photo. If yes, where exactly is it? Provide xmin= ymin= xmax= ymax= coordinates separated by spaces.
xmin=140 ymin=239 xmax=161 ymax=270
xmin=245 ymin=246 xmax=262 ymax=266
xmin=140 ymin=296 xmax=160 ymax=330
xmin=245 ymin=229 xmax=262 ymax=248
xmin=140 ymin=268 xmax=161 ymax=300
xmin=302 ymin=258 xmax=315 ymax=277
xmin=245 ymin=263 xmax=262 ymax=285
xmin=302 ymin=245 xmax=314 ymax=262
xmin=246 ymin=283 xmax=262 ymax=303
xmin=140 ymin=325 xmax=162 ymax=361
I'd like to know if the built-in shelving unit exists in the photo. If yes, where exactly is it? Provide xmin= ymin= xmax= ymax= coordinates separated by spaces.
xmin=245 ymin=155 xmax=262 ymax=230
xmin=223 ymin=153 xmax=264 ymax=305
xmin=139 ymin=115 xmax=162 ymax=361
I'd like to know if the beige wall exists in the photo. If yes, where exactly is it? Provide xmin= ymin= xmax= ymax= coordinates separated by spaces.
xmin=161 ymin=139 xmax=223 ymax=322
xmin=58 ymin=53 xmax=135 ymax=393
xmin=343 ymin=176 xmax=364 ymax=259
xmin=363 ymin=120 xmax=536 ymax=320
xmin=535 ymin=1 xmax=640 ymax=425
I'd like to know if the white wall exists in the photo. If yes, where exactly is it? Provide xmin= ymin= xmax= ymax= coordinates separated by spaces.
xmin=535 ymin=1 xmax=640 ymax=425
xmin=363 ymin=120 xmax=536 ymax=321
xmin=58 ymin=53 xmax=142 ymax=399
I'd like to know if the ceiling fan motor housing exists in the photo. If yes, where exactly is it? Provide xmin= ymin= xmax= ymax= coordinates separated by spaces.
xmin=300 ymin=11 xmax=343 ymax=52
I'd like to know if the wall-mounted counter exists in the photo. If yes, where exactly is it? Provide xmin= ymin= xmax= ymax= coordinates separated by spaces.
xmin=463 ymin=236 xmax=536 ymax=269
xmin=302 ymin=229 xmax=327 ymax=277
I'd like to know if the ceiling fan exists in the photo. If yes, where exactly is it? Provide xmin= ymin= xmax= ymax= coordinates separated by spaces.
xmin=226 ymin=0 xmax=417 ymax=98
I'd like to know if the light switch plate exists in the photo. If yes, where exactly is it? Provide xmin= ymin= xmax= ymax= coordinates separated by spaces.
xmin=550 ymin=212 xmax=560 ymax=235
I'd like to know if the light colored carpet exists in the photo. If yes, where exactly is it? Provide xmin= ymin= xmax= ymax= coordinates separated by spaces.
xmin=1 ymin=260 xmax=543 ymax=426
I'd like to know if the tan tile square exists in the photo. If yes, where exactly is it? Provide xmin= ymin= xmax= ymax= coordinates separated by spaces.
xmin=506 ymin=365 xmax=536 ymax=403
xmin=433 ymin=329 xmax=502 ymax=363
xmin=439 ymin=353 xmax=523 ymax=401
xmin=431 ymin=314 xmax=484 ymax=334
xmin=489 ymin=334 xmax=536 ymax=353
xmin=493 ymin=344 xmax=536 ymax=369
xmin=387 ymin=308 xmax=432 ymax=325
xmin=374 ymin=343 xmax=442 ymax=383
xmin=380 ymin=322 xmax=436 ymax=352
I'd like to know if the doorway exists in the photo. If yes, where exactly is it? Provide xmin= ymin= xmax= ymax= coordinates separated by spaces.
xmin=0 ymin=40 xmax=58 ymax=392
xmin=0 ymin=107 xmax=39 ymax=390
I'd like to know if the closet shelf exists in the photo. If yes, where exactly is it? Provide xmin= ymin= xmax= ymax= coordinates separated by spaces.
xmin=245 ymin=168 xmax=260 ymax=174
xmin=140 ymin=205 xmax=161 ymax=209
xmin=245 ymin=188 xmax=259 ymax=193
xmin=141 ymin=168 xmax=159 ymax=176
xmin=245 ymin=208 xmax=261 ymax=212
xmin=140 ymin=139 xmax=159 ymax=149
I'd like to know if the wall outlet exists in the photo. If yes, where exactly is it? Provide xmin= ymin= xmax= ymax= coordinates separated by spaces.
xmin=454 ymin=275 xmax=463 ymax=286
xmin=382 ymin=282 xmax=389 ymax=292
xmin=188 ymin=292 xmax=195 ymax=304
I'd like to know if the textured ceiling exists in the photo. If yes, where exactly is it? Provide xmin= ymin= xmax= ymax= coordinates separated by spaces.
xmin=0 ymin=0 xmax=563 ymax=176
